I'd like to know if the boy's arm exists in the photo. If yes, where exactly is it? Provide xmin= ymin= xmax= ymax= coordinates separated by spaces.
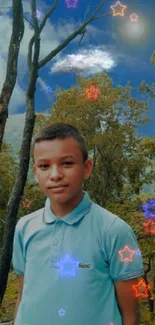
xmin=14 ymin=295 xmax=21 ymax=320
xmin=14 ymin=275 xmax=24 ymax=320
xmin=114 ymin=278 xmax=141 ymax=325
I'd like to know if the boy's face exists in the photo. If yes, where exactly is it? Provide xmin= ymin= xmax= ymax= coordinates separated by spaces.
xmin=33 ymin=137 xmax=93 ymax=204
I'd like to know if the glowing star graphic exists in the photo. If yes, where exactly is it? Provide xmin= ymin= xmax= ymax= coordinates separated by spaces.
xmin=143 ymin=219 xmax=155 ymax=234
xmin=34 ymin=9 xmax=42 ymax=18
xmin=132 ymin=280 xmax=151 ymax=297
xmin=111 ymin=1 xmax=126 ymax=16
xmin=56 ymin=255 xmax=79 ymax=276
xmin=130 ymin=13 xmax=138 ymax=22
xmin=23 ymin=199 xmax=31 ymax=209
xmin=65 ymin=0 xmax=78 ymax=8
xmin=85 ymin=85 xmax=100 ymax=99
xmin=135 ymin=249 xmax=141 ymax=256
xmin=46 ymin=86 xmax=52 ymax=93
xmin=142 ymin=199 xmax=155 ymax=219
xmin=118 ymin=245 xmax=135 ymax=262
xmin=59 ymin=309 xmax=66 ymax=316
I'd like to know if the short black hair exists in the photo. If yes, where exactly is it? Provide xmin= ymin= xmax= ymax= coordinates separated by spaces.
xmin=32 ymin=122 xmax=88 ymax=164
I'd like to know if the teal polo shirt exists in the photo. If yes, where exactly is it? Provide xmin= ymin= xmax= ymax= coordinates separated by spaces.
xmin=12 ymin=191 xmax=144 ymax=325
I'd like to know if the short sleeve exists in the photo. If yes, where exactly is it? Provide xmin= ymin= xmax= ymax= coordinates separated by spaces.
xmin=12 ymin=220 xmax=25 ymax=275
xmin=105 ymin=218 xmax=144 ymax=281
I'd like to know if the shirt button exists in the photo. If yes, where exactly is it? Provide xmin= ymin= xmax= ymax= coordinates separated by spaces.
xmin=53 ymin=240 xmax=58 ymax=245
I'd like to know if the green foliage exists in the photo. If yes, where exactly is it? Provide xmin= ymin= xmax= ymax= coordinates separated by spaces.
xmin=0 ymin=271 xmax=18 ymax=322
xmin=0 ymin=143 xmax=19 ymax=249
xmin=17 ymin=181 xmax=46 ymax=220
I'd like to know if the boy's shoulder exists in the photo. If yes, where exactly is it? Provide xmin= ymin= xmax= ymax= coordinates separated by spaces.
xmin=16 ymin=207 xmax=44 ymax=231
xmin=91 ymin=200 xmax=129 ymax=232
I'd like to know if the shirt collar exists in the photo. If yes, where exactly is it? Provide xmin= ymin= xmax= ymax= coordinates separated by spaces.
xmin=43 ymin=191 xmax=92 ymax=225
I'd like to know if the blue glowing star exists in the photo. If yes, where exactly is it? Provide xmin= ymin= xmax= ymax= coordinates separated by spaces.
xmin=142 ymin=199 xmax=155 ymax=219
xmin=46 ymin=86 xmax=52 ymax=93
xmin=59 ymin=309 xmax=66 ymax=316
xmin=135 ymin=249 xmax=141 ymax=256
xmin=56 ymin=254 xmax=79 ymax=276
xmin=66 ymin=0 xmax=78 ymax=8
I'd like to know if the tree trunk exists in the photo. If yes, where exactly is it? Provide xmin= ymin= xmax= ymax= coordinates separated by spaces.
xmin=0 ymin=97 xmax=36 ymax=305
xmin=0 ymin=0 xmax=24 ymax=151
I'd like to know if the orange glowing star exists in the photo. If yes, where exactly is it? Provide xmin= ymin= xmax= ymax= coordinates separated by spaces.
xmin=118 ymin=245 xmax=135 ymax=262
xmin=23 ymin=199 xmax=31 ymax=209
xmin=132 ymin=280 xmax=151 ymax=297
xmin=130 ymin=13 xmax=138 ymax=22
xmin=85 ymin=85 xmax=100 ymax=99
xmin=111 ymin=1 xmax=126 ymax=16
xmin=143 ymin=219 xmax=155 ymax=234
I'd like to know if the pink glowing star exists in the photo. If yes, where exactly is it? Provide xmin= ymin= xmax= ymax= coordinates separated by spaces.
xmin=130 ymin=13 xmax=138 ymax=22
xmin=65 ymin=0 xmax=78 ymax=8
xmin=111 ymin=1 xmax=126 ymax=16
xmin=23 ymin=199 xmax=31 ymax=209
xmin=118 ymin=245 xmax=135 ymax=262
xmin=85 ymin=85 xmax=100 ymax=99
xmin=132 ymin=280 xmax=151 ymax=298
xmin=143 ymin=219 xmax=155 ymax=234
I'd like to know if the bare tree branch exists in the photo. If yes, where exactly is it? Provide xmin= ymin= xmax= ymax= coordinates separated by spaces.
xmin=23 ymin=14 xmax=34 ymax=28
xmin=38 ymin=0 xmax=108 ymax=69
xmin=27 ymin=0 xmax=59 ymax=69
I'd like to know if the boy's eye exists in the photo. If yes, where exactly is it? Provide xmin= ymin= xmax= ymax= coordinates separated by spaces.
xmin=64 ymin=162 xmax=73 ymax=165
xmin=39 ymin=162 xmax=73 ymax=168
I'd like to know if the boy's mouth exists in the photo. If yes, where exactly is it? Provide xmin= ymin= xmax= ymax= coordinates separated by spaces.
xmin=48 ymin=184 xmax=68 ymax=189
xmin=48 ymin=186 xmax=68 ymax=193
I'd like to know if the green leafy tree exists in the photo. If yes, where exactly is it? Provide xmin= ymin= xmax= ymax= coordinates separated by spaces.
xmin=33 ymin=73 xmax=154 ymax=205
xmin=0 ymin=142 xmax=18 ymax=249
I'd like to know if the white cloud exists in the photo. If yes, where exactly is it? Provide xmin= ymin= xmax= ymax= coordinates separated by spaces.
xmin=51 ymin=46 xmax=117 ymax=76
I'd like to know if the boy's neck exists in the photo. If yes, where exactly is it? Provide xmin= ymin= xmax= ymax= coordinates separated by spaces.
xmin=50 ymin=191 xmax=84 ymax=218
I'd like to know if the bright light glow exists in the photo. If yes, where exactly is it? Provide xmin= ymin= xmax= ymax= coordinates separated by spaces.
xmin=122 ymin=19 xmax=145 ymax=39
xmin=111 ymin=1 xmax=126 ymax=16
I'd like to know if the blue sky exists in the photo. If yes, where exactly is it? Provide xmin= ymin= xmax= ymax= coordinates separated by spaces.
xmin=1 ymin=0 xmax=155 ymax=138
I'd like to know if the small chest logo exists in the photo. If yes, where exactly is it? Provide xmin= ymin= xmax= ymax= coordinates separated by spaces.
xmin=78 ymin=262 xmax=91 ymax=269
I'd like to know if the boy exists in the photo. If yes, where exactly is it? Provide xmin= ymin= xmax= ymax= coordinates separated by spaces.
xmin=12 ymin=122 xmax=144 ymax=325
